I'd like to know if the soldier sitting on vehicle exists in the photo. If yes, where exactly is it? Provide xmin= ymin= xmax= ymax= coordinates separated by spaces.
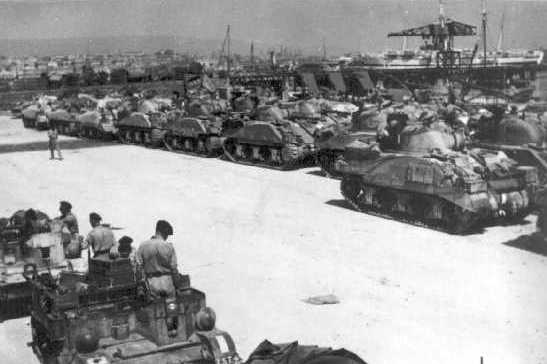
xmin=59 ymin=201 xmax=78 ymax=237
xmin=85 ymin=212 xmax=118 ymax=259
xmin=136 ymin=220 xmax=178 ymax=298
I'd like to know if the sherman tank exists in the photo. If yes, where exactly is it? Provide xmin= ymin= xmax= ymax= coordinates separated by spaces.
xmin=117 ymin=112 xmax=168 ymax=147
xmin=222 ymin=114 xmax=316 ymax=169
xmin=471 ymin=111 xmax=547 ymax=186
xmin=28 ymin=256 xmax=240 ymax=364
xmin=22 ymin=105 xmax=42 ymax=129
xmin=163 ymin=111 xmax=224 ymax=156
xmin=315 ymin=106 xmax=384 ymax=177
xmin=46 ymin=110 xmax=80 ymax=136
xmin=77 ymin=110 xmax=118 ymax=140
xmin=0 ymin=210 xmax=70 ymax=321
xmin=336 ymin=140 xmax=538 ymax=234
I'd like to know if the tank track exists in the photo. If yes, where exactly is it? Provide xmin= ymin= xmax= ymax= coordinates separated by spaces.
xmin=222 ymin=141 xmax=311 ymax=171
xmin=163 ymin=135 xmax=220 ymax=157
xmin=316 ymin=150 xmax=344 ymax=178
xmin=79 ymin=127 xmax=115 ymax=141
xmin=340 ymin=175 xmax=478 ymax=234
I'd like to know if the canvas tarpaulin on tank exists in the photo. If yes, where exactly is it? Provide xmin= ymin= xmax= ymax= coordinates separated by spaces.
xmin=300 ymin=72 xmax=320 ymax=95
xmin=328 ymin=71 xmax=347 ymax=93
xmin=245 ymin=340 xmax=367 ymax=364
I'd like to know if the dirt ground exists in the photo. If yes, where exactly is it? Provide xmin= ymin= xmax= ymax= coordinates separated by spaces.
xmin=0 ymin=116 xmax=546 ymax=364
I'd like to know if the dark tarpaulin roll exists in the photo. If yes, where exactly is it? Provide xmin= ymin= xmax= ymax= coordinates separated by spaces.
xmin=328 ymin=71 xmax=347 ymax=93
xmin=300 ymin=72 xmax=320 ymax=95
xmin=354 ymin=71 xmax=374 ymax=91
xmin=245 ymin=340 xmax=368 ymax=364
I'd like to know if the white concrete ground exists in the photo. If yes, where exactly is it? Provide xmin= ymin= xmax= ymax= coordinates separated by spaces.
xmin=0 ymin=116 xmax=545 ymax=364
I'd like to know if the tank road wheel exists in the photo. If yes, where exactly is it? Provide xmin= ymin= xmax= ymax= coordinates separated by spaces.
xmin=281 ymin=144 xmax=299 ymax=164
xmin=318 ymin=152 xmax=338 ymax=177
xmin=143 ymin=131 xmax=151 ymax=145
xmin=233 ymin=143 xmax=244 ymax=159
xmin=442 ymin=203 xmax=476 ymax=234
xmin=341 ymin=176 xmax=362 ymax=203
xmin=174 ymin=136 xmax=182 ymax=149
xmin=269 ymin=148 xmax=282 ymax=164
xmin=251 ymin=146 xmax=263 ymax=161
xmin=197 ymin=138 xmax=207 ymax=154
xmin=375 ymin=188 xmax=398 ymax=213
xmin=133 ymin=131 xmax=142 ymax=144
xmin=223 ymin=139 xmax=237 ymax=160
xmin=182 ymin=138 xmax=193 ymax=152
xmin=242 ymin=144 xmax=254 ymax=161
xmin=408 ymin=195 xmax=432 ymax=223
xmin=259 ymin=146 xmax=273 ymax=164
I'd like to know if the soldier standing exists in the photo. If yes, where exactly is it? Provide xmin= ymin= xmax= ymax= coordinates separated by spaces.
xmin=47 ymin=125 xmax=63 ymax=160
xmin=136 ymin=220 xmax=178 ymax=298
xmin=59 ymin=201 xmax=78 ymax=237
xmin=85 ymin=213 xmax=118 ymax=258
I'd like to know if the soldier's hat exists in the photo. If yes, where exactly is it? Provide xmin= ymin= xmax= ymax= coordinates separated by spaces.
xmin=118 ymin=236 xmax=134 ymax=257
xmin=156 ymin=220 xmax=174 ymax=236
xmin=59 ymin=201 xmax=72 ymax=210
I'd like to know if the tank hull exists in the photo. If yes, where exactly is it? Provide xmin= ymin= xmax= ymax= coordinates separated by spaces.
xmin=473 ymin=142 xmax=547 ymax=187
xmin=315 ymin=132 xmax=376 ymax=177
xmin=163 ymin=117 xmax=224 ymax=157
xmin=337 ymin=151 xmax=535 ymax=234
xmin=223 ymin=121 xmax=316 ymax=170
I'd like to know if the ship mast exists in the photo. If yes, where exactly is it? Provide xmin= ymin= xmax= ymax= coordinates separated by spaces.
xmin=481 ymin=0 xmax=487 ymax=66
xmin=496 ymin=7 xmax=505 ymax=52
xmin=250 ymin=41 xmax=255 ymax=70
xmin=226 ymin=25 xmax=231 ymax=83
xmin=439 ymin=0 xmax=448 ymax=51
xmin=219 ymin=25 xmax=231 ymax=84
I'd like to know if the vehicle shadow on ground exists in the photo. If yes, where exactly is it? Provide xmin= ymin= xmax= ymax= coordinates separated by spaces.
xmin=0 ymin=139 xmax=117 ymax=154
xmin=503 ymin=232 xmax=547 ymax=257
xmin=306 ymin=169 xmax=328 ymax=178
xmin=326 ymin=198 xmax=486 ymax=235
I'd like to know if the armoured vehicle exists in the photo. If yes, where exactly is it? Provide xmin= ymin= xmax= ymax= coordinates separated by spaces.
xmin=0 ymin=210 xmax=68 ymax=321
xmin=47 ymin=110 xmax=80 ymax=136
xmin=163 ymin=111 xmax=224 ymax=156
xmin=28 ymin=256 xmax=240 ymax=364
xmin=222 ymin=115 xmax=316 ymax=170
xmin=78 ymin=110 xmax=118 ymax=140
xmin=336 ymin=140 xmax=538 ymax=233
xmin=117 ymin=112 xmax=168 ymax=146
xmin=22 ymin=105 xmax=44 ymax=129
xmin=315 ymin=106 xmax=383 ymax=177
xmin=471 ymin=110 xmax=547 ymax=186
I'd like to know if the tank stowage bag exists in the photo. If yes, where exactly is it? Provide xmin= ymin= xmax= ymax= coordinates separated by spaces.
xmin=245 ymin=341 xmax=368 ymax=364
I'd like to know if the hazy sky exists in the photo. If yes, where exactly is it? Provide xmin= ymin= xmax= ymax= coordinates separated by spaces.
xmin=0 ymin=0 xmax=546 ymax=53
